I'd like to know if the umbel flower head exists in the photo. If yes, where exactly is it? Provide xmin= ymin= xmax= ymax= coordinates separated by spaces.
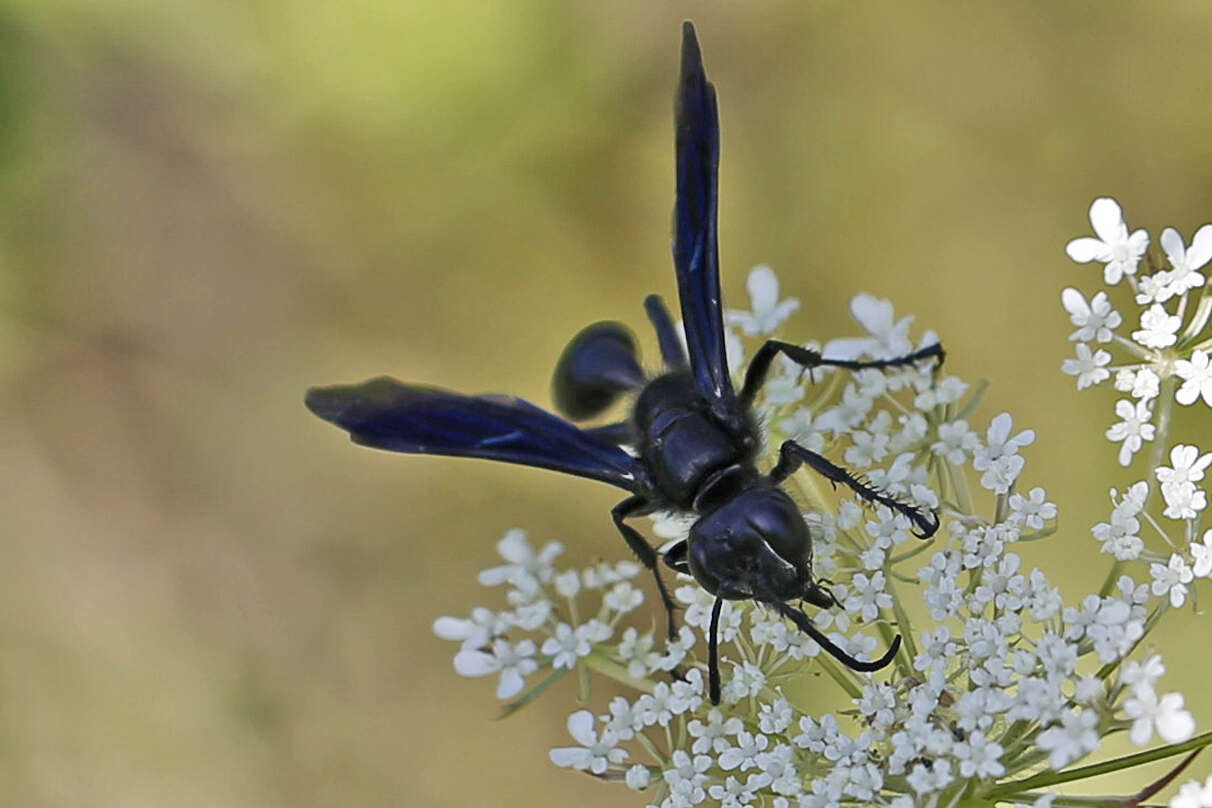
xmin=435 ymin=243 xmax=1212 ymax=806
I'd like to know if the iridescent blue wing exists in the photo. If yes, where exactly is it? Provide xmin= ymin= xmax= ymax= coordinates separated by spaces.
xmin=305 ymin=377 xmax=649 ymax=491
xmin=673 ymin=22 xmax=734 ymax=407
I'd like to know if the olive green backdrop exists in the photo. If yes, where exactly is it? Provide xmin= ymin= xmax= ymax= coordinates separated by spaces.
xmin=2 ymin=1 xmax=1211 ymax=805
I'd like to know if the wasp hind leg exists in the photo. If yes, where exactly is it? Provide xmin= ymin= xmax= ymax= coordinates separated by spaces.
xmin=739 ymin=339 xmax=944 ymax=407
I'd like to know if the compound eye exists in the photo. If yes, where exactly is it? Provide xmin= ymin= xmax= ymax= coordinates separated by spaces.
xmin=747 ymin=493 xmax=810 ymax=569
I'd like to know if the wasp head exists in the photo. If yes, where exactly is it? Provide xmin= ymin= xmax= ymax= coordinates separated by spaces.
xmin=685 ymin=486 xmax=816 ymax=603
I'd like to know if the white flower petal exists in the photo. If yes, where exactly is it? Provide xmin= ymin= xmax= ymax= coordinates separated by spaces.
xmin=746 ymin=265 xmax=780 ymax=311
xmin=1066 ymin=238 xmax=1111 ymax=263
xmin=1186 ymin=224 xmax=1212 ymax=270
xmin=1089 ymin=198 xmax=1125 ymax=243
xmin=566 ymin=709 xmax=597 ymax=746
xmin=1161 ymin=227 xmax=1185 ymax=266
xmin=454 ymin=650 xmax=496 ymax=677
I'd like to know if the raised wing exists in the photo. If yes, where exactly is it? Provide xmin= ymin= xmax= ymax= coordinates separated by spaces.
xmin=673 ymin=22 xmax=734 ymax=407
xmin=305 ymin=377 xmax=649 ymax=491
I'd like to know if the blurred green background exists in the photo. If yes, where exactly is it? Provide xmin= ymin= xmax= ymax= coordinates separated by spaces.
xmin=3 ymin=1 xmax=1212 ymax=805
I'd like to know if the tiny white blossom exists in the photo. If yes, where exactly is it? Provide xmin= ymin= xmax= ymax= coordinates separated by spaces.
xmin=452 ymin=637 xmax=539 ymax=699
xmin=1170 ymin=776 xmax=1212 ymax=808
xmin=1160 ymin=224 xmax=1212 ymax=297
xmin=1132 ymin=303 xmax=1182 ymax=349
xmin=932 ymin=419 xmax=980 ymax=465
xmin=1060 ymin=287 xmax=1122 ymax=342
xmin=954 ymin=730 xmax=1005 ymax=779
xmin=432 ymin=607 xmax=510 ymax=651
xmin=687 ymin=707 xmax=744 ymax=754
xmin=824 ymin=294 xmax=915 ymax=360
xmin=1151 ymin=554 xmax=1194 ymax=607
xmin=1037 ymin=708 xmax=1100 ymax=769
xmin=1124 ymin=688 xmax=1197 ymax=746
xmin=972 ymin=413 xmax=1034 ymax=493
xmin=1175 ymin=350 xmax=1212 ymax=406
xmin=1158 ymin=445 xmax=1212 ymax=486
xmin=1065 ymin=197 xmax=1149 ymax=284
xmin=477 ymin=528 xmax=563 ymax=588
xmin=542 ymin=622 xmax=592 ymax=669
xmin=1160 ymin=481 xmax=1207 ymax=520
xmin=1192 ymin=530 xmax=1212 ymax=577
xmin=1062 ymin=343 xmax=1112 ymax=389
xmin=604 ymin=581 xmax=644 ymax=613
xmin=625 ymin=764 xmax=652 ymax=790
xmin=1007 ymin=487 xmax=1057 ymax=530
xmin=726 ymin=265 xmax=801 ymax=336
xmin=1106 ymin=399 xmax=1154 ymax=466
xmin=549 ymin=710 xmax=627 ymax=773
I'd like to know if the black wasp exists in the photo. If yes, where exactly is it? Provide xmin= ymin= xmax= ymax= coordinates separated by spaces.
xmin=306 ymin=22 xmax=943 ymax=704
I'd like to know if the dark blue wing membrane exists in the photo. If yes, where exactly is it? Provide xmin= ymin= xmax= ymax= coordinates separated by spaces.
xmin=305 ymin=377 xmax=649 ymax=491
xmin=673 ymin=22 xmax=734 ymax=406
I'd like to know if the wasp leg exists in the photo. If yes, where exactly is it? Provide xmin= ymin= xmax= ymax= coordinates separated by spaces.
xmin=767 ymin=441 xmax=939 ymax=538
xmin=739 ymin=339 xmax=944 ymax=407
xmin=612 ymin=496 xmax=680 ymax=640
xmin=644 ymin=294 xmax=689 ymax=369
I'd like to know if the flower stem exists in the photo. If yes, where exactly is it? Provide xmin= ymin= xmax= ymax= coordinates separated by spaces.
xmin=583 ymin=651 xmax=656 ymax=694
xmin=986 ymin=729 xmax=1212 ymax=798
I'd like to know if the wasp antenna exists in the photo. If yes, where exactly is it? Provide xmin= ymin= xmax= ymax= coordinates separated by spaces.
xmin=707 ymin=594 xmax=724 ymax=705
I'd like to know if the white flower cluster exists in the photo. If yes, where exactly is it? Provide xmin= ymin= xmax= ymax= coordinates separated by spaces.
xmin=1064 ymin=199 xmax=1212 ymax=807
xmin=430 ymin=262 xmax=1209 ymax=808
xmin=1064 ymin=199 xmax=1212 ymax=608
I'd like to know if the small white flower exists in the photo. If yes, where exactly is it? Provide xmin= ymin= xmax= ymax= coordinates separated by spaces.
xmin=968 ymin=416 xmax=1032 ymax=492
xmin=954 ymin=730 xmax=1006 ymax=779
xmin=477 ymin=528 xmax=563 ymax=588
xmin=1132 ymin=303 xmax=1182 ymax=349
xmin=604 ymin=581 xmax=644 ymax=613
xmin=1151 ymin=554 xmax=1194 ymax=607
xmin=1037 ymin=708 xmax=1100 ymax=769
xmin=1065 ymin=197 xmax=1149 ymax=284
xmin=549 ymin=710 xmax=627 ymax=773
xmin=1158 ymin=444 xmax=1212 ymax=485
xmin=625 ymin=764 xmax=652 ymax=791
xmin=542 ymin=622 xmax=592 ymax=669
xmin=1106 ymin=399 xmax=1155 ymax=466
xmin=1175 ymin=350 xmax=1212 ymax=406
xmin=1192 ymin=530 xmax=1212 ymax=577
xmin=718 ymin=730 xmax=770 ymax=771
xmin=1124 ymin=689 xmax=1197 ymax=746
xmin=1061 ymin=287 xmax=1122 ymax=342
xmin=824 ymin=294 xmax=915 ymax=360
xmin=757 ymin=696 xmax=794 ymax=735
xmin=1170 ymin=776 xmax=1212 ymax=808
xmin=452 ymin=637 xmax=539 ymax=699
xmin=432 ymin=607 xmax=510 ymax=651
xmin=932 ymin=419 xmax=980 ymax=465
xmin=1007 ymin=487 xmax=1057 ymax=530
xmin=1062 ymin=343 xmax=1112 ymax=389
xmin=687 ymin=707 xmax=744 ymax=755
xmin=1160 ymin=481 xmax=1207 ymax=520
xmin=726 ymin=265 xmax=801 ymax=336
xmin=1120 ymin=654 xmax=1165 ymax=692
xmin=1160 ymin=224 xmax=1212 ymax=297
